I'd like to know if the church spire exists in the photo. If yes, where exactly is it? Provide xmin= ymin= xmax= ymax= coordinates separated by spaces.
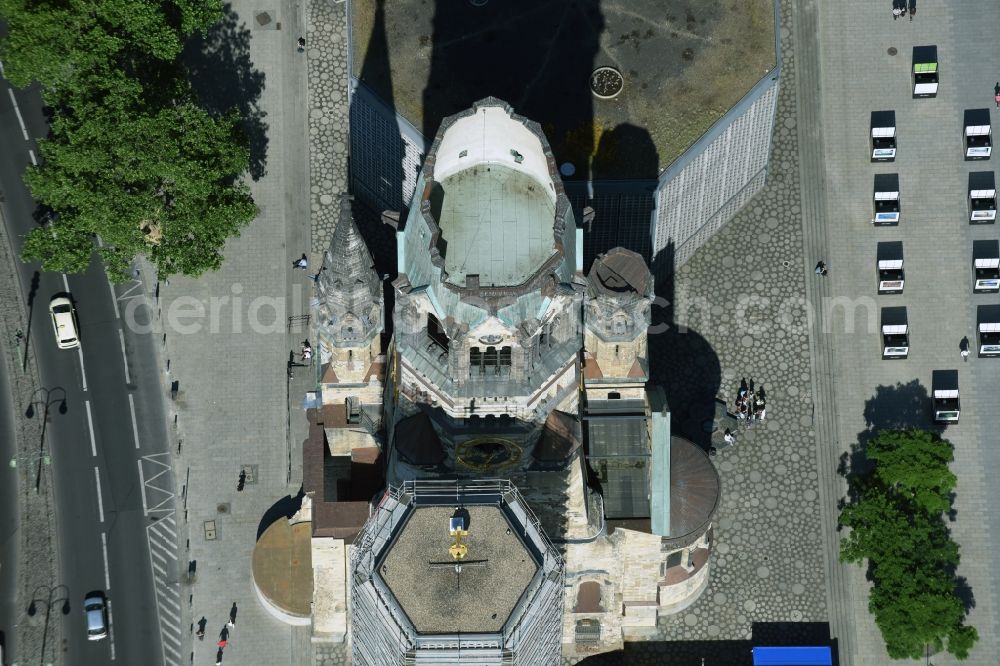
xmin=316 ymin=196 xmax=383 ymax=348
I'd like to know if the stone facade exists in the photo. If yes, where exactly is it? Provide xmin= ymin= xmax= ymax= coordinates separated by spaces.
xmin=310 ymin=99 xmax=720 ymax=659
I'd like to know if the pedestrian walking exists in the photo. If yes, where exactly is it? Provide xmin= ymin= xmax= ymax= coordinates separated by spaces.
xmin=994 ymin=82 xmax=1000 ymax=108
xmin=216 ymin=648 xmax=225 ymax=665
xmin=815 ymin=261 xmax=828 ymax=276
xmin=960 ymin=336 xmax=970 ymax=362
xmin=229 ymin=602 xmax=238 ymax=628
xmin=237 ymin=469 xmax=246 ymax=492
xmin=908 ymin=0 xmax=915 ymax=19
xmin=293 ymin=254 xmax=308 ymax=270
xmin=301 ymin=340 xmax=313 ymax=363
xmin=297 ymin=36 xmax=306 ymax=52
xmin=196 ymin=616 xmax=207 ymax=639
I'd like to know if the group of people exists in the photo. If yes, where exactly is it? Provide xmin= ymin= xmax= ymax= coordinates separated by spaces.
xmin=195 ymin=603 xmax=238 ymax=665
xmin=735 ymin=377 xmax=767 ymax=428
xmin=892 ymin=0 xmax=916 ymax=20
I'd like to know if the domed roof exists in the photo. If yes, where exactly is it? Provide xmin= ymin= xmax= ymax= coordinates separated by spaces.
xmin=589 ymin=247 xmax=653 ymax=298
xmin=668 ymin=436 xmax=720 ymax=540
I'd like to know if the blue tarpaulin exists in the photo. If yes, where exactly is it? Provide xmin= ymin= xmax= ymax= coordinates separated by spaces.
xmin=752 ymin=646 xmax=833 ymax=666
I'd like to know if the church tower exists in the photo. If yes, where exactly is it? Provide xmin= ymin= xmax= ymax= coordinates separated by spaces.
xmin=315 ymin=198 xmax=385 ymax=404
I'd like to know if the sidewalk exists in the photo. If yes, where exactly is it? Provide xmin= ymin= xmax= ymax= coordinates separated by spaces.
xmin=157 ymin=0 xmax=329 ymax=664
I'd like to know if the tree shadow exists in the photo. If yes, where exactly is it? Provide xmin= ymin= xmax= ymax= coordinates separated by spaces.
xmin=182 ymin=3 xmax=268 ymax=180
xmin=838 ymin=379 xmax=932 ymax=506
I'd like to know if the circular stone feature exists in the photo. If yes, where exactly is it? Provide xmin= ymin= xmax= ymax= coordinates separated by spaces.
xmin=319 ymin=194 xmax=334 ymax=205
xmin=683 ymin=613 xmax=699 ymax=627
xmin=590 ymin=66 xmax=624 ymax=99
xmin=756 ymin=565 xmax=770 ymax=579
xmin=743 ymin=599 xmax=756 ymax=612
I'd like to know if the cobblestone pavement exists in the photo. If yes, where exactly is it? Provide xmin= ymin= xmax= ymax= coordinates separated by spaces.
xmin=556 ymin=0 xmax=831 ymax=663
xmin=307 ymin=0 xmax=351 ymax=256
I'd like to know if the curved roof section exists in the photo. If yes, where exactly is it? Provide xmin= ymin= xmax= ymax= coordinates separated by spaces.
xmin=668 ymin=436 xmax=720 ymax=540
xmin=589 ymin=247 xmax=653 ymax=298
xmin=419 ymin=99 xmax=569 ymax=292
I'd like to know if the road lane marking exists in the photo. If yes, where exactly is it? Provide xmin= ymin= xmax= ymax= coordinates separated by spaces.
xmin=101 ymin=531 xmax=111 ymax=590
xmin=107 ymin=597 xmax=116 ymax=661
xmin=7 ymin=88 xmax=28 ymax=140
xmin=28 ymin=149 xmax=36 ymax=165
xmin=94 ymin=466 xmax=105 ymax=523
xmin=128 ymin=393 xmax=139 ymax=449
xmin=137 ymin=458 xmax=149 ymax=516
xmin=85 ymin=400 xmax=96 ymax=457
xmin=76 ymin=346 xmax=88 ymax=391
xmin=107 ymin=279 xmax=121 ymax=319
xmin=118 ymin=330 xmax=130 ymax=384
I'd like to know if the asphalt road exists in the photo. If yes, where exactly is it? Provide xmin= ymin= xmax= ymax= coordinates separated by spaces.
xmin=0 ymin=66 xmax=178 ymax=665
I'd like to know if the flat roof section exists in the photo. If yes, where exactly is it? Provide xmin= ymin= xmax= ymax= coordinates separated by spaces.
xmin=379 ymin=505 xmax=538 ymax=634
xmin=352 ymin=0 xmax=775 ymax=178
xmin=436 ymin=165 xmax=556 ymax=287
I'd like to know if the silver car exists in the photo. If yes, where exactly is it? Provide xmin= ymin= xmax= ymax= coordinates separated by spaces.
xmin=84 ymin=594 xmax=107 ymax=641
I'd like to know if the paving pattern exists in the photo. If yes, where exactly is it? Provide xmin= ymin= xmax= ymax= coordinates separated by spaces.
xmin=307 ymin=0 xmax=351 ymax=256
xmin=563 ymin=0 xmax=832 ymax=660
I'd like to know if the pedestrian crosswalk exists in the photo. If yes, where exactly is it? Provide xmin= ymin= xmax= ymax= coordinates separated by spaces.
xmin=147 ymin=512 xmax=184 ymax=666
xmin=141 ymin=453 xmax=184 ymax=666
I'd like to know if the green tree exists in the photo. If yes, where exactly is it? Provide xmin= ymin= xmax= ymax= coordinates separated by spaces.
xmin=839 ymin=428 xmax=977 ymax=660
xmin=0 ymin=0 xmax=256 ymax=279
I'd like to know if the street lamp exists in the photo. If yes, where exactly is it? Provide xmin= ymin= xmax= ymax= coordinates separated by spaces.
xmin=24 ymin=387 xmax=67 ymax=493
xmin=27 ymin=584 xmax=70 ymax=666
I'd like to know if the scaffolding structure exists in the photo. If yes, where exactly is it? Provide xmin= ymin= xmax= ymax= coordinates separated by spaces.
xmin=351 ymin=480 xmax=565 ymax=665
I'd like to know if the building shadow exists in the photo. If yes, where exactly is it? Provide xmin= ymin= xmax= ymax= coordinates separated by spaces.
xmin=421 ymin=0 xmax=603 ymax=183
xmin=575 ymin=622 xmax=838 ymax=665
xmin=647 ymin=242 xmax=722 ymax=451
xmin=586 ymin=123 xmax=658 ymax=268
xmin=351 ymin=0 xmax=408 ymax=214
xmin=182 ymin=3 xmax=268 ymax=180
xmin=256 ymin=487 xmax=305 ymax=542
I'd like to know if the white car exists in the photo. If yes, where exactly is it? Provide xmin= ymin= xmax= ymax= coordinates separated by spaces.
xmin=48 ymin=296 xmax=80 ymax=349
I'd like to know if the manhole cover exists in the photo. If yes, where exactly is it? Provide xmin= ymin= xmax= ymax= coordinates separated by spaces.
xmin=255 ymin=11 xmax=272 ymax=26
xmin=590 ymin=66 xmax=624 ymax=100
xmin=217 ymin=503 xmax=230 ymax=514
xmin=887 ymin=47 xmax=898 ymax=56
xmin=782 ymin=260 xmax=790 ymax=267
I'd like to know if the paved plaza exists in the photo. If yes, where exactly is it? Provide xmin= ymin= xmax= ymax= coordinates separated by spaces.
xmin=153 ymin=0 xmax=1000 ymax=664
xmin=807 ymin=0 xmax=1000 ymax=664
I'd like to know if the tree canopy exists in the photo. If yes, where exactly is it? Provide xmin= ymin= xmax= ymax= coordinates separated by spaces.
xmin=0 ymin=0 xmax=257 ymax=279
xmin=839 ymin=428 xmax=977 ymax=660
